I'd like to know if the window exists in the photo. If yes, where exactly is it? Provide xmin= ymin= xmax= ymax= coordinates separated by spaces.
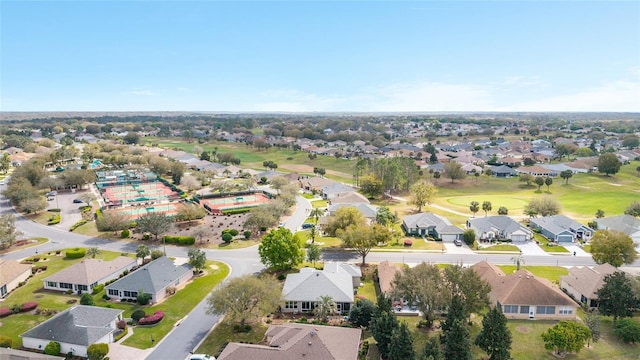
xmin=124 ymin=291 xmax=138 ymax=298
xmin=519 ymin=305 xmax=530 ymax=314
xmin=108 ymin=289 xmax=119 ymax=296
xmin=285 ymin=301 xmax=297 ymax=309
xmin=46 ymin=281 xmax=57 ymax=288
xmin=59 ymin=283 xmax=73 ymax=289
xmin=77 ymin=285 xmax=88 ymax=292
xmin=503 ymin=305 xmax=518 ymax=313
xmin=559 ymin=306 xmax=573 ymax=315
xmin=536 ymin=306 xmax=556 ymax=314
xmin=301 ymin=301 xmax=314 ymax=312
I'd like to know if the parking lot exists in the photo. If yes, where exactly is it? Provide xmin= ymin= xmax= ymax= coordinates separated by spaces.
xmin=46 ymin=188 xmax=93 ymax=230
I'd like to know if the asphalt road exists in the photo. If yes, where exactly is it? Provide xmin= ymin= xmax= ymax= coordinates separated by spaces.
xmin=3 ymin=190 xmax=640 ymax=360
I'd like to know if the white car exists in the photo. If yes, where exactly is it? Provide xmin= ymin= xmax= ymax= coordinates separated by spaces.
xmin=187 ymin=354 xmax=214 ymax=360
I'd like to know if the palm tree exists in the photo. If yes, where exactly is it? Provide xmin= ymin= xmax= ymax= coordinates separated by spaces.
xmin=310 ymin=208 xmax=324 ymax=224
xmin=314 ymin=295 xmax=337 ymax=322
xmin=511 ymin=254 xmax=525 ymax=270
xmin=87 ymin=247 xmax=100 ymax=258
xmin=308 ymin=224 xmax=318 ymax=244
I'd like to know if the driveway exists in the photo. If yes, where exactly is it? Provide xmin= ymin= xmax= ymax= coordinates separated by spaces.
xmin=516 ymin=242 xmax=550 ymax=256
xmin=443 ymin=242 xmax=475 ymax=255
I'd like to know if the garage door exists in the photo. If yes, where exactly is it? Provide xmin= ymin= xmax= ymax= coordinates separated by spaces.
xmin=511 ymin=234 xmax=527 ymax=242
xmin=557 ymin=235 xmax=573 ymax=243
xmin=441 ymin=234 xmax=457 ymax=242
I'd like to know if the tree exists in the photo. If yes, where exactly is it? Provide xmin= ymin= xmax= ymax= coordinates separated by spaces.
xmin=511 ymin=254 xmax=525 ymax=270
xmin=258 ymin=227 xmax=304 ymax=270
xmin=482 ymin=201 xmax=492 ymax=217
xmin=497 ymin=206 xmax=508 ymax=215
xmin=598 ymin=153 xmax=622 ymax=176
xmin=595 ymin=209 xmax=605 ymax=219
xmin=613 ymin=318 xmax=640 ymax=344
xmin=359 ymin=174 xmax=384 ymax=199
xmin=18 ymin=196 xmax=47 ymax=214
xmin=621 ymin=134 xmax=640 ymax=149
xmin=560 ymin=170 xmax=573 ymax=184
xmin=441 ymin=294 xmax=465 ymax=333
xmin=541 ymin=321 xmax=591 ymax=357
xmin=176 ymin=204 xmax=207 ymax=224
xmin=96 ymin=211 xmax=129 ymax=232
xmin=0 ymin=213 xmax=22 ymax=249
xmin=244 ymin=206 xmax=278 ymax=233
xmin=388 ymin=322 xmax=416 ymax=360
xmin=306 ymin=243 xmax=321 ymax=267
xmin=78 ymin=193 xmax=95 ymax=206
xmin=534 ymin=176 xmax=545 ymax=191
xmin=392 ymin=262 xmax=447 ymax=328
xmin=375 ymin=206 xmax=397 ymax=228
xmin=442 ymin=319 xmax=472 ymax=360
xmin=370 ymin=308 xmax=399 ymax=359
xmin=443 ymin=162 xmax=465 ymax=183
xmin=625 ymin=201 xmax=640 ymax=217
xmin=179 ymin=175 xmax=202 ymax=192
xmin=475 ymin=306 xmax=512 ymax=360
xmin=337 ymin=223 xmax=385 ymax=265
xmin=590 ymin=230 xmax=637 ymax=267
xmin=123 ymin=132 xmax=140 ymax=144
xmin=310 ymin=208 xmax=324 ymax=224
xmin=469 ymin=201 xmax=480 ymax=217
xmin=524 ymin=197 xmax=561 ymax=217
xmin=136 ymin=213 xmax=173 ymax=242
xmin=188 ymin=248 xmax=207 ymax=273
xmin=409 ymin=179 xmax=437 ymax=212
xmin=349 ymin=299 xmax=376 ymax=328
xmin=44 ymin=341 xmax=61 ymax=356
xmin=519 ymin=173 xmax=534 ymax=186
xmin=324 ymin=206 xmax=366 ymax=237
xmin=584 ymin=312 xmax=601 ymax=346
xmin=170 ymin=161 xmax=186 ymax=184
xmin=136 ymin=244 xmax=150 ymax=263
xmin=420 ymin=336 xmax=443 ymax=360
xmin=596 ymin=271 xmax=636 ymax=320
xmin=462 ymin=229 xmax=476 ymax=246
xmin=314 ymin=295 xmax=337 ymax=321
xmin=192 ymin=226 xmax=209 ymax=244
xmin=269 ymin=176 xmax=288 ymax=194
xmin=150 ymin=249 xmax=164 ymax=260
xmin=87 ymin=247 xmax=100 ymax=258
xmin=433 ymin=171 xmax=441 ymax=184
xmin=87 ymin=343 xmax=109 ymax=360
xmin=206 ymin=275 xmax=282 ymax=326
xmin=442 ymin=265 xmax=491 ymax=321
xmin=200 ymin=151 xmax=210 ymax=161
xmin=544 ymin=177 xmax=553 ymax=192
xmin=80 ymin=292 xmax=95 ymax=305
xmin=0 ymin=153 xmax=11 ymax=174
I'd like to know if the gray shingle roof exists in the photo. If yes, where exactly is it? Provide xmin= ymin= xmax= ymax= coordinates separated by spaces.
xmin=403 ymin=212 xmax=463 ymax=234
xmin=468 ymin=216 xmax=532 ymax=237
xmin=283 ymin=267 xmax=353 ymax=303
xmin=328 ymin=203 xmax=378 ymax=218
xmin=597 ymin=215 xmax=640 ymax=236
xmin=43 ymin=257 xmax=136 ymax=286
xmin=105 ymin=257 xmax=192 ymax=295
xmin=21 ymin=305 xmax=123 ymax=346
xmin=530 ymin=215 xmax=591 ymax=237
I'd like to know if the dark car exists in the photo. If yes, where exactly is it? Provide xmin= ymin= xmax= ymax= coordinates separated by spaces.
xmin=73 ymin=199 xmax=83 ymax=203
xmin=301 ymin=223 xmax=314 ymax=229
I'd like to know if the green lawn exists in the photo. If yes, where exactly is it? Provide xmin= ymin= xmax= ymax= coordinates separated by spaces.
xmin=195 ymin=321 xmax=269 ymax=357
xmin=534 ymin=233 xmax=570 ymax=253
xmin=216 ymin=239 xmax=260 ymax=250
xmin=0 ymin=237 xmax=48 ymax=255
xmin=497 ymin=265 xmax=569 ymax=283
xmin=477 ymin=244 xmax=521 ymax=252
xmin=311 ymin=199 xmax=328 ymax=208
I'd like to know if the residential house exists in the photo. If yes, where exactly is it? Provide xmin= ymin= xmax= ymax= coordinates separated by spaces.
xmin=517 ymin=165 xmax=557 ymax=177
xmin=471 ymin=261 xmax=576 ymax=320
xmin=0 ymin=259 xmax=32 ymax=298
xmin=300 ymin=176 xmax=338 ymax=192
xmin=560 ymin=264 xmax=618 ymax=308
xmin=43 ymin=256 xmax=136 ymax=295
xmin=467 ymin=216 xmax=533 ymax=242
xmin=21 ymin=305 xmax=124 ymax=358
xmin=0 ymin=348 xmax=64 ymax=359
xmin=529 ymin=215 xmax=593 ymax=243
xmin=377 ymin=260 xmax=401 ymax=295
xmin=328 ymin=191 xmax=370 ymax=205
xmin=217 ymin=323 xmax=362 ymax=360
xmin=489 ymin=165 xmax=518 ymax=178
xmin=328 ymin=203 xmax=378 ymax=220
xmin=402 ymin=212 xmax=464 ymax=242
xmin=105 ymin=257 xmax=192 ymax=304
xmin=282 ymin=263 xmax=360 ymax=315
xmin=596 ymin=215 xmax=640 ymax=249
xmin=321 ymin=183 xmax=357 ymax=200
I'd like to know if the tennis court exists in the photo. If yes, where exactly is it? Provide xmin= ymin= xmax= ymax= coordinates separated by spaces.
xmin=104 ymin=203 xmax=181 ymax=220
xmin=201 ymin=193 xmax=270 ymax=215
xmin=98 ymin=180 xmax=179 ymax=206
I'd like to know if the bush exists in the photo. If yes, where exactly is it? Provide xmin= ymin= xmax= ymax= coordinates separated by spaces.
xmin=614 ymin=318 xmax=640 ymax=344
xmin=102 ymin=294 xmax=111 ymax=301
xmin=47 ymin=208 xmax=62 ymax=212
xmin=0 ymin=335 xmax=12 ymax=348
xmin=11 ymin=304 xmax=21 ymax=313
xmin=92 ymin=284 xmax=105 ymax=295
xmin=404 ymin=239 xmax=413 ymax=246
xmin=163 ymin=235 xmax=195 ymax=245
xmin=143 ymin=233 xmax=151 ymax=240
xmin=121 ymin=229 xmax=130 ymax=238
xmin=138 ymin=311 xmax=164 ymax=325
xmin=222 ymin=207 xmax=251 ymax=215
xmin=81 ymin=293 xmax=95 ymax=306
xmin=221 ymin=233 xmax=233 ymax=243
xmin=229 ymin=229 xmax=239 ymax=236
xmin=277 ymin=274 xmax=286 ymax=281
xmin=244 ymin=230 xmax=252 ymax=239
xmin=137 ymin=292 xmax=151 ymax=306
xmin=131 ymin=309 xmax=146 ymax=322
xmin=87 ymin=343 xmax=109 ymax=360
xmin=69 ymin=219 xmax=88 ymax=231
xmin=47 ymin=214 xmax=61 ymax=225
xmin=233 ymin=324 xmax=252 ymax=333
xmin=40 ymin=265 xmax=48 ymax=271
xmin=114 ymin=325 xmax=128 ymax=342
xmin=150 ymin=250 xmax=164 ymax=260
xmin=0 ymin=308 xmax=11 ymax=317
xmin=44 ymin=341 xmax=61 ymax=356
xmin=21 ymin=302 xmax=38 ymax=312
xmin=66 ymin=248 xmax=86 ymax=259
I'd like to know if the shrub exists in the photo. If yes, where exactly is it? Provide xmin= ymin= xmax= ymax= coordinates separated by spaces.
xmin=67 ymin=299 xmax=78 ymax=304
xmin=150 ymin=250 xmax=164 ymax=260
xmin=614 ymin=318 xmax=640 ymax=343
xmin=221 ymin=233 xmax=233 ymax=243
xmin=233 ymin=324 xmax=252 ymax=333
xmin=44 ymin=341 xmax=61 ymax=356
xmin=21 ymin=302 xmax=38 ymax=312
xmin=40 ymin=265 xmax=48 ymax=271
xmin=244 ymin=230 xmax=252 ymax=239
xmin=47 ymin=214 xmax=61 ymax=225
xmin=66 ymin=248 xmax=86 ymax=259
xmin=69 ymin=219 xmax=88 ymax=232
xmin=277 ymin=274 xmax=286 ymax=281
xmin=102 ymin=294 xmax=111 ymax=301
xmin=0 ymin=308 xmax=11 ymax=317
xmin=137 ymin=292 xmax=151 ymax=306
xmin=121 ymin=229 xmax=130 ymax=238
xmin=11 ymin=304 xmax=21 ymax=313
xmin=92 ymin=284 xmax=105 ymax=295
xmin=0 ymin=335 xmax=12 ymax=348
xmin=66 ymin=289 xmax=73 ymax=295
xmin=404 ymin=239 xmax=413 ymax=246
xmin=81 ymin=293 xmax=95 ymax=306
xmin=47 ymin=208 xmax=62 ymax=212
xmin=87 ymin=343 xmax=109 ymax=360
xmin=162 ymin=235 xmax=195 ymax=245
xmin=229 ymin=229 xmax=239 ymax=236
xmin=143 ymin=233 xmax=151 ymax=240
xmin=138 ymin=311 xmax=164 ymax=325
xmin=131 ymin=309 xmax=146 ymax=322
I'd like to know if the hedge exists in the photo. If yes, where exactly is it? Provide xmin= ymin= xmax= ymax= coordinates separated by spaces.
xmin=0 ymin=308 xmax=10 ymax=317
xmin=221 ymin=207 xmax=252 ymax=215
xmin=0 ymin=335 xmax=12 ymax=348
xmin=66 ymin=248 xmax=86 ymax=259
xmin=47 ymin=214 xmax=61 ymax=225
xmin=138 ymin=311 xmax=164 ymax=325
xmin=162 ymin=235 xmax=195 ymax=245
xmin=47 ymin=208 xmax=62 ymax=212
xmin=21 ymin=302 xmax=38 ymax=312
xmin=114 ymin=325 xmax=128 ymax=342
xmin=69 ymin=219 xmax=88 ymax=232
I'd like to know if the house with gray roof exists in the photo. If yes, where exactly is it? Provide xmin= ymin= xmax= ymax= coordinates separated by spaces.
xmin=321 ymin=183 xmax=356 ymax=199
xmin=21 ymin=305 xmax=123 ymax=358
xmin=402 ymin=212 xmax=463 ymax=242
xmin=43 ymin=256 xmax=136 ymax=295
xmin=489 ymin=165 xmax=518 ymax=178
xmin=328 ymin=203 xmax=378 ymax=220
xmin=560 ymin=264 xmax=619 ymax=308
xmin=596 ymin=215 xmax=640 ymax=249
xmin=0 ymin=259 xmax=32 ymax=298
xmin=530 ymin=215 xmax=593 ymax=243
xmin=282 ymin=263 xmax=360 ymax=315
xmin=105 ymin=257 xmax=192 ymax=304
xmin=218 ymin=323 xmax=362 ymax=360
xmin=467 ymin=216 xmax=533 ymax=242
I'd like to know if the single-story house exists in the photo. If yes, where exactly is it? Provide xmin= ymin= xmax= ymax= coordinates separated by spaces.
xmin=282 ymin=263 xmax=360 ymax=315
xmin=300 ymin=176 xmax=338 ymax=192
xmin=328 ymin=203 xmax=378 ymax=220
xmin=560 ymin=264 xmax=618 ymax=308
xmin=105 ymin=257 xmax=192 ymax=304
xmin=0 ymin=347 xmax=64 ymax=359
xmin=377 ymin=260 xmax=401 ymax=295
xmin=471 ymin=261 xmax=576 ymax=320
xmin=329 ymin=192 xmax=370 ymax=205
xmin=43 ymin=256 xmax=137 ymax=295
xmin=217 ymin=323 xmax=362 ymax=360
xmin=21 ymin=305 xmax=124 ymax=358
xmin=596 ymin=215 xmax=640 ymax=249
xmin=516 ymin=165 xmax=557 ymax=177
xmin=467 ymin=216 xmax=533 ymax=242
xmin=321 ymin=183 xmax=357 ymax=200
xmin=529 ymin=215 xmax=593 ymax=243
xmin=0 ymin=259 xmax=32 ymax=298
xmin=402 ymin=212 xmax=464 ymax=241
xmin=489 ymin=165 xmax=519 ymax=178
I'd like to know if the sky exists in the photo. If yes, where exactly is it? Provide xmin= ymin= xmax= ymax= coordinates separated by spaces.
xmin=1 ymin=1 xmax=639 ymax=112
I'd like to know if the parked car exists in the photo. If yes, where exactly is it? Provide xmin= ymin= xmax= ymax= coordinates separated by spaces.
xmin=454 ymin=239 xmax=463 ymax=246
xmin=301 ymin=223 xmax=313 ymax=229
xmin=73 ymin=199 xmax=83 ymax=203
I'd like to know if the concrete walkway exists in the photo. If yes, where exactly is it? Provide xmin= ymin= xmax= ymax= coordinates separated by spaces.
xmin=563 ymin=244 xmax=591 ymax=257
xmin=108 ymin=326 xmax=154 ymax=360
